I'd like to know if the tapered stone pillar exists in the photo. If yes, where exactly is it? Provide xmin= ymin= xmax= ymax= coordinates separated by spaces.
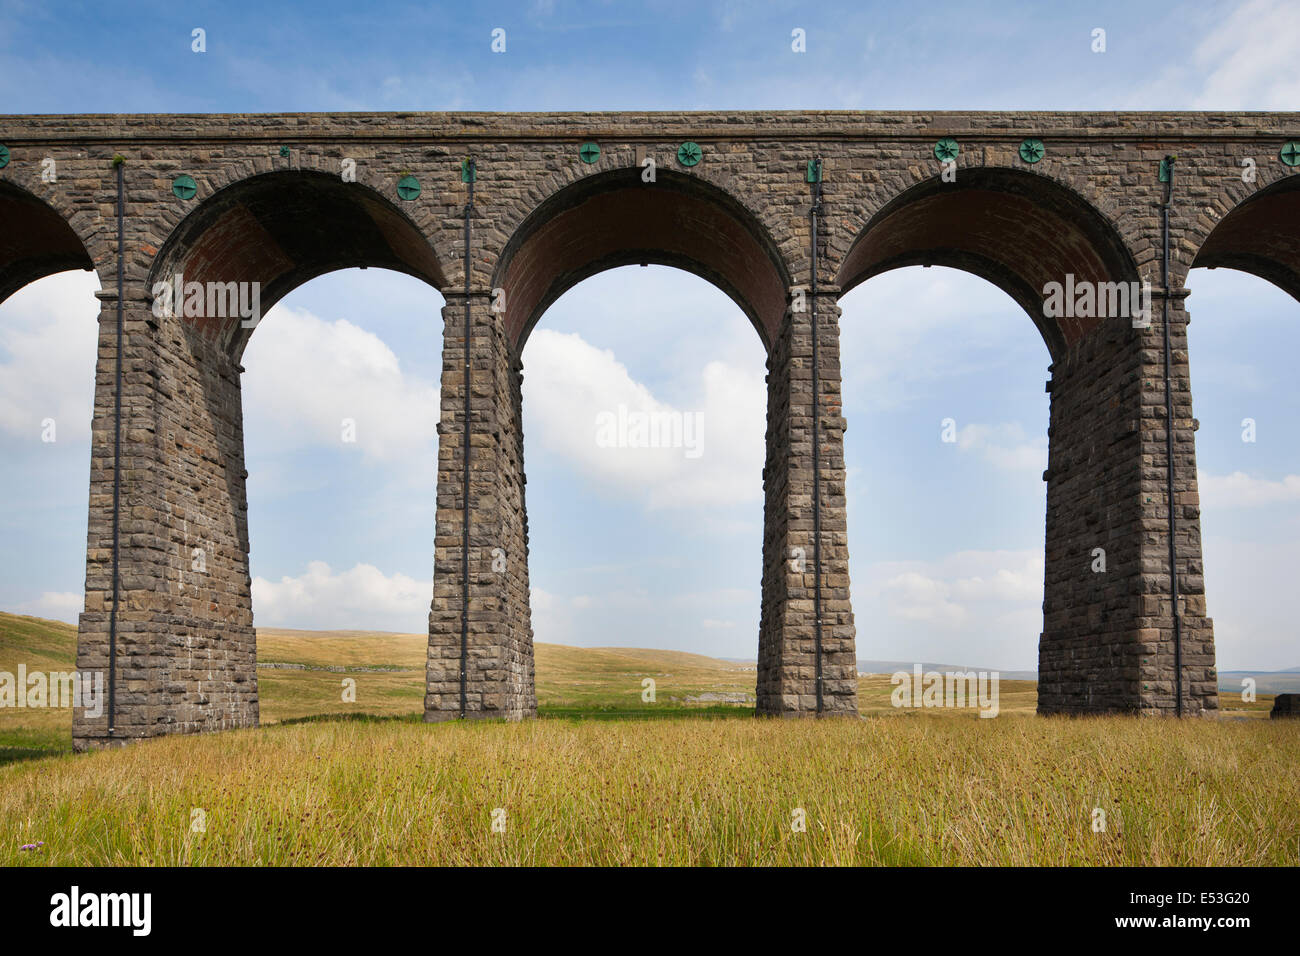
xmin=757 ymin=291 xmax=858 ymax=715
xmin=74 ymin=287 xmax=258 ymax=749
xmin=1038 ymin=292 xmax=1217 ymax=714
xmin=426 ymin=292 xmax=536 ymax=721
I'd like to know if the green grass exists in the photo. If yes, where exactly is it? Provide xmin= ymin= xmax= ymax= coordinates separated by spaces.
xmin=1 ymin=611 xmax=1296 ymax=866
xmin=0 ymin=613 xmax=80 ymax=759
xmin=0 ymin=714 xmax=1296 ymax=866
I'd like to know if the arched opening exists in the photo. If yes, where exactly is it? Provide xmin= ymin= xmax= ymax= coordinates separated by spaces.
xmin=150 ymin=170 xmax=446 ymax=358
xmin=470 ymin=167 xmax=791 ymax=715
xmin=1188 ymin=177 xmax=1300 ymax=716
xmin=0 ymin=181 xmax=95 ymax=306
xmin=1194 ymin=176 xmax=1300 ymax=302
xmin=518 ymin=265 xmax=767 ymax=710
xmin=838 ymin=268 xmax=1048 ymax=706
xmin=497 ymin=168 xmax=789 ymax=352
xmin=837 ymin=168 xmax=1143 ymax=714
xmin=88 ymin=170 xmax=450 ymax=738
xmin=0 ymin=183 xmax=100 ymax=756
xmin=238 ymin=268 xmax=445 ymax=725
xmin=838 ymin=168 xmax=1140 ymax=360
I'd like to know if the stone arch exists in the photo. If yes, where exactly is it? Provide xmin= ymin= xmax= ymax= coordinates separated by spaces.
xmin=148 ymin=168 xmax=447 ymax=358
xmin=834 ymin=164 xmax=1176 ymax=714
xmin=72 ymin=168 xmax=450 ymax=747
xmin=492 ymin=166 xmax=792 ymax=352
xmin=425 ymin=164 xmax=850 ymax=722
xmin=836 ymin=166 xmax=1142 ymax=360
xmin=1191 ymin=173 xmax=1300 ymax=298
xmin=0 ymin=178 xmax=103 ymax=303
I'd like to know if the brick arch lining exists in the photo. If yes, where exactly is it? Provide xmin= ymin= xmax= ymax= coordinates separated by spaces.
xmin=495 ymin=168 xmax=790 ymax=353
xmin=0 ymin=180 xmax=97 ymax=304
xmin=149 ymin=170 xmax=447 ymax=357
xmin=836 ymin=168 xmax=1140 ymax=358
xmin=1192 ymin=174 xmax=1300 ymax=300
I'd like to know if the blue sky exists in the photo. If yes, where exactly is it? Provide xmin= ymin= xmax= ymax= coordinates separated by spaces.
xmin=1 ymin=0 xmax=1297 ymax=671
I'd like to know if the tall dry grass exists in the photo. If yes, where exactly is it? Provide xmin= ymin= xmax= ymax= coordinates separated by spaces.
xmin=2 ymin=713 xmax=1295 ymax=866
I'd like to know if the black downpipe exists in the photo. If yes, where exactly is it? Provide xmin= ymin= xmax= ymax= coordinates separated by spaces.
xmin=1160 ymin=156 xmax=1183 ymax=717
xmin=810 ymin=157 xmax=823 ymax=714
xmin=107 ymin=160 xmax=125 ymax=737
xmin=460 ymin=159 xmax=475 ymax=719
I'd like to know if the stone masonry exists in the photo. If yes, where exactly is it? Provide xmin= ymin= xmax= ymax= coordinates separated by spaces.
xmin=1 ymin=110 xmax=1290 ymax=747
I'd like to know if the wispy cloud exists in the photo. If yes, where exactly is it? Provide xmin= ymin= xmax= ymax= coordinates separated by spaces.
xmin=1198 ymin=470 xmax=1300 ymax=509
xmin=242 ymin=304 xmax=440 ymax=465
xmin=251 ymin=560 xmax=428 ymax=632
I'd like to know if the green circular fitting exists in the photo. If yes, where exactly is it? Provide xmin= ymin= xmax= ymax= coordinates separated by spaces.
xmin=396 ymin=175 xmax=421 ymax=201
xmin=0 ymin=145 xmax=9 ymax=169
xmin=933 ymin=137 xmax=959 ymax=162
xmin=578 ymin=141 xmax=601 ymax=164
xmin=1280 ymin=141 xmax=1300 ymax=167
xmin=1019 ymin=138 xmax=1045 ymax=164
xmin=172 ymin=174 xmax=197 ymax=200
xmin=676 ymin=141 xmax=702 ymax=167
xmin=279 ymin=145 xmax=290 ymax=158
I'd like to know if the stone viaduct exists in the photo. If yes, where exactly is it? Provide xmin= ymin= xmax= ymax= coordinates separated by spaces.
xmin=1 ymin=110 xmax=1293 ymax=749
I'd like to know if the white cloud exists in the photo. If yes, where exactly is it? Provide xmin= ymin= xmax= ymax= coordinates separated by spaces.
xmin=951 ymin=563 xmax=1042 ymax=602
xmin=838 ymin=268 xmax=1049 ymax=411
xmin=854 ymin=550 xmax=1045 ymax=669
xmin=251 ymin=560 xmax=428 ymax=631
xmin=1198 ymin=470 xmax=1300 ymax=509
xmin=242 ymin=304 xmax=440 ymax=464
xmin=1201 ymin=534 xmax=1300 ymax=670
xmin=14 ymin=590 xmax=83 ymax=625
xmin=956 ymin=422 xmax=1047 ymax=471
xmin=521 ymin=329 xmax=765 ymax=509
xmin=1131 ymin=0 xmax=1300 ymax=110
xmin=529 ymin=585 xmax=575 ymax=645
xmin=1190 ymin=0 xmax=1300 ymax=109
xmin=878 ymin=571 xmax=969 ymax=627
xmin=0 ymin=271 xmax=100 ymax=442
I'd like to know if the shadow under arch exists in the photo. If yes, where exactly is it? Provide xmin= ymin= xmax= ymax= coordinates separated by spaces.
xmin=836 ymin=167 xmax=1141 ymax=361
xmin=149 ymin=169 xmax=447 ymax=360
xmin=0 ymin=180 xmax=98 ymax=304
xmin=494 ymin=167 xmax=791 ymax=353
xmin=1193 ymin=174 xmax=1300 ymax=299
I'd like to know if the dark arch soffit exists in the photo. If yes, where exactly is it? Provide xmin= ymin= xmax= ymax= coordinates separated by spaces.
xmin=837 ymin=168 xmax=1141 ymax=360
xmin=0 ymin=180 xmax=96 ymax=306
xmin=495 ymin=167 xmax=791 ymax=354
xmin=149 ymin=170 xmax=446 ymax=359
xmin=1193 ymin=174 xmax=1300 ymax=302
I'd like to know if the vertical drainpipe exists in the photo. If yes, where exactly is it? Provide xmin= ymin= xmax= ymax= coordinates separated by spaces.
xmin=107 ymin=158 xmax=125 ymax=738
xmin=1160 ymin=155 xmax=1184 ymax=717
xmin=460 ymin=159 xmax=475 ymax=720
xmin=810 ymin=157 xmax=824 ymax=714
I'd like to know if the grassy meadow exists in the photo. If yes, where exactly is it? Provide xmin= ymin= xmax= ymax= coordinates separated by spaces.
xmin=0 ymin=611 xmax=1295 ymax=866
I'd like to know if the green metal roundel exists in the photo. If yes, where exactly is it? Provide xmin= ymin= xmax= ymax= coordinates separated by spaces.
xmin=0 ymin=144 xmax=9 ymax=169
xmin=279 ymin=145 xmax=290 ymax=158
xmin=1019 ymin=138 xmax=1045 ymax=164
xmin=676 ymin=141 xmax=702 ymax=167
xmin=1280 ymin=141 xmax=1300 ymax=167
xmin=578 ymin=141 xmax=601 ymax=164
xmin=172 ymin=174 xmax=197 ymax=200
xmin=396 ymin=175 xmax=421 ymax=201
xmin=933 ymin=137 xmax=959 ymax=162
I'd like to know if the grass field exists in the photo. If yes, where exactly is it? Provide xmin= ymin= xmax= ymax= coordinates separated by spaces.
xmin=0 ymin=612 xmax=1295 ymax=865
